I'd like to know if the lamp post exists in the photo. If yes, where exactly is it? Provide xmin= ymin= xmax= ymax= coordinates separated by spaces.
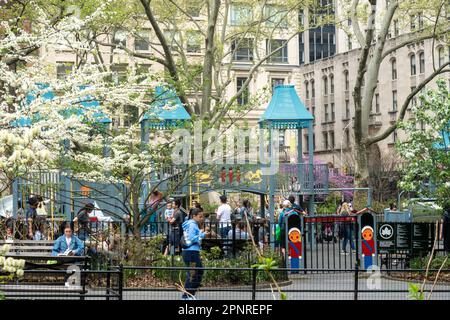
xmin=340 ymin=119 xmax=353 ymax=172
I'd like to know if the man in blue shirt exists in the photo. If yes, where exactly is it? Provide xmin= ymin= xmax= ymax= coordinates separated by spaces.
xmin=181 ymin=208 xmax=209 ymax=300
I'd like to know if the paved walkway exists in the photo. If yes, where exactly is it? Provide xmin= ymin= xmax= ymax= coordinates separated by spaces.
xmin=119 ymin=273 xmax=450 ymax=300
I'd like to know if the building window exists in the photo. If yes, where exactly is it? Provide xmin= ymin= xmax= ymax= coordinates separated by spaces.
xmin=186 ymin=0 xmax=202 ymax=17
xmin=163 ymin=30 xmax=180 ymax=51
xmin=187 ymin=31 xmax=202 ymax=53
xmin=438 ymin=47 xmax=444 ymax=67
xmin=323 ymin=132 xmax=328 ymax=150
xmin=330 ymin=74 xmax=334 ymax=94
xmin=136 ymin=64 xmax=151 ymax=83
xmin=344 ymin=71 xmax=349 ymax=91
xmin=267 ymin=39 xmax=288 ymax=63
xmin=264 ymin=4 xmax=288 ymax=28
xmin=347 ymin=34 xmax=352 ymax=50
xmin=392 ymin=90 xmax=397 ymax=111
xmin=345 ymin=130 xmax=350 ymax=147
xmin=418 ymin=12 xmax=424 ymax=29
xmin=231 ymin=38 xmax=254 ymax=61
xmin=392 ymin=130 xmax=398 ymax=143
xmin=113 ymin=29 xmax=127 ymax=47
xmin=111 ymin=64 xmax=128 ymax=84
xmin=410 ymin=15 xmax=416 ymax=31
xmin=375 ymin=93 xmax=380 ymax=113
xmin=305 ymin=81 xmax=309 ymax=99
xmin=311 ymin=79 xmax=315 ymax=98
xmin=56 ymin=62 xmax=73 ymax=80
xmin=331 ymin=103 xmax=335 ymax=121
xmin=323 ymin=76 xmax=328 ymax=95
xmin=230 ymin=3 xmax=252 ymax=26
xmin=410 ymin=54 xmax=416 ymax=75
xmin=419 ymin=51 xmax=425 ymax=73
xmin=236 ymin=77 xmax=249 ymax=105
xmin=134 ymin=30 xmax=150 ymax=51
xmin=391 ymin=59 xmax=397 ymax=80
xmin=271 ymin=78 xmax=284 ymax=92
xmin=329 ymin=131 xmax=335 ymax=149
xmin=394 ymin=19 xmax=399 ymax=36
xmin=324 ymin=103 xmax=329 ymax=122
xmin=345 ymin=99 xmax=350 ymax=119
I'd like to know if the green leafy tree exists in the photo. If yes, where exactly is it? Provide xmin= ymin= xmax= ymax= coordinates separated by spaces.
xmin=396 ymin=79 xmax=449 ymax=206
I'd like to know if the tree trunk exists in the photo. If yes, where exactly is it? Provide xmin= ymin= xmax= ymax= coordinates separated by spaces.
xmin=200 ymin=0 xmax=221 ymax=118
xmin=355 ymin=141 xmax=370 ymax=187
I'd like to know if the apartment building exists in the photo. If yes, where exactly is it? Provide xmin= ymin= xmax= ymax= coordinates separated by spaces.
xmin=39 ymin=1 xmax=449 ymax=169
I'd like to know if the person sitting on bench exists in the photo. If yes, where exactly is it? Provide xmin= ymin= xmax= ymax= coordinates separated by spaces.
xmin=52 ymin=224 xmax=85 ymax=256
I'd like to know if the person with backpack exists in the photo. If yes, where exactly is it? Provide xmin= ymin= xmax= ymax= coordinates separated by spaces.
xmin=180 ymin=208 xmax=209 ymax=300
xmin=73 ymin=202 xmax=95 ymax=241
xmin=238 ymin=199 xmax=254 ymax=221
xmin=277 ymin=200 xmax=294 ymax=255
xmin=288 ymin=195 xmax=307 ymax=215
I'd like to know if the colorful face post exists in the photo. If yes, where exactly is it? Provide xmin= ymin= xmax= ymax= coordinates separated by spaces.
xmin=288 ymin=227 xmax=302 ymax=270
xmin=361 ymin=226 xmax=375 ymax=269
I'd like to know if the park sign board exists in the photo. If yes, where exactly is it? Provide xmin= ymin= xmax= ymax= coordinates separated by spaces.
xmin=377 ymin=222 xmax=434 ymax=253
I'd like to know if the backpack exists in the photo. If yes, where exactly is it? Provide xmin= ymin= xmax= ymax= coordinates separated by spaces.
xmin=180 ymin=228 xmax=195 ymax=249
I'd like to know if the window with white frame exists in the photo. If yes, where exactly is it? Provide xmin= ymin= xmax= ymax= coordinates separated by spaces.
xmin=419 ymin=51 xmax=425 ymax=73
xmin=236 ymin=77 xmax=249 ymax=105
xmin=231 ymin=38 xmax=254 ymax=61
xmin=410 ymin=54 xmax=416 ymax=75
xmin=229 ymin=3 xmax=252 ymax=26
xmin=187 ymin=30 xmax=202 ymax=53
xmin=391 ymin=58 xmax=397 ymax=80
xmin=134 ymin=30 xmax=150 ymax=51
xmin=56 ymin=62 xmax=74 ymax=80
xmin=267 ymin=39 xmax=288 ymax=63
xmin=113 ymin=29 xmax=127 ymax=47
xmin=264 ymin=4 xmax=288 ymax=28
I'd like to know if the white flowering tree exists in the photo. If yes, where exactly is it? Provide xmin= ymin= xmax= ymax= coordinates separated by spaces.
xmin=0 ymin=1 xmax=193 ymax=240
xmin=396 ymin=79 xmax=450 ymax=206
xmin=0 ymin=244 xmax=25 ymax=299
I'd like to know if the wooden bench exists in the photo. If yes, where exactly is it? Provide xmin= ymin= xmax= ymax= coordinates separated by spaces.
xmin=0 ymin=284 xmax=84 ymax=300
xmin=0 ymin=240 xmax=54 ymax=255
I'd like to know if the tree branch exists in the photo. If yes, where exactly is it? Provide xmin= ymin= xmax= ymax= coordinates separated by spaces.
xmin=367 ymin=61 xmax=450 ymax=145
xmin=139 ymin=0 xmax=193 ymax=115
xmin=350 ymin=0 xmax=365 ymax=46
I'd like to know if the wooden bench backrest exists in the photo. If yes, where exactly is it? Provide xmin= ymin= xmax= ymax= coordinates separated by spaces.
xmin=0 ymin=240 xmax=54 ymax=253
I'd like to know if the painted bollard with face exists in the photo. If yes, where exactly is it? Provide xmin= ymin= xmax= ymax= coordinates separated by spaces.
xmin=288 ymin=227 xmax=302 ymax=269
xmin=361 ymin=226 xmax=375 ymax=269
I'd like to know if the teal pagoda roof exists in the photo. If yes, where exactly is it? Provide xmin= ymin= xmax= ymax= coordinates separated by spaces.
xmin=141 ymin=86 xmax=191 ymax=129
xmin=12 ymin=84 xmax=111 ymax=127
xmin=433 ymin=121 xmax=449 ymax=150
xmin=259 ymin=84 xmax=313 ymax=129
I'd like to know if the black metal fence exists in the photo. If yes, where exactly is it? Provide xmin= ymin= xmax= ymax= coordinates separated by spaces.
xmin=2 ymin=266 xmax=450 ymax=300
xmin=1 ymin=268 xmax=122 ymax=300
xmin=2 ymin=217 xmax=448 ymax=272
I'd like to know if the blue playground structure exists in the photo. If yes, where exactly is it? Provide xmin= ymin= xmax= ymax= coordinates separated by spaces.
xmin=12 ymin=84 xmax=331 ymax=227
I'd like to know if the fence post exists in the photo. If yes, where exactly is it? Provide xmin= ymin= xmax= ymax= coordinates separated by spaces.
xmin=354 ymin=262 xmax=359 ymax=301
xmin=118 ymin=264 xmax=124 ymax=301
xmin=106 ymin=267 xmax=111 ymax=301
xmin=252 ymin=267 xmax=257 ymax=300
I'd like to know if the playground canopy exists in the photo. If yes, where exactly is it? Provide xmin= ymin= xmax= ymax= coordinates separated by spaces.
xmin=11 ymin=83 xmax=111 ymax=127
xmin=140 ymin=86 xmax=191 ymax=130
xmin=259 ymin=84 xmax=313 ymax=129
xmin=433 ymin=121 xmax=450 ymax=150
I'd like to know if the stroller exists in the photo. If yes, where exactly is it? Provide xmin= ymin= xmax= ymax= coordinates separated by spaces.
xmin=317 ymin=222 xmax=338 ymax=243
